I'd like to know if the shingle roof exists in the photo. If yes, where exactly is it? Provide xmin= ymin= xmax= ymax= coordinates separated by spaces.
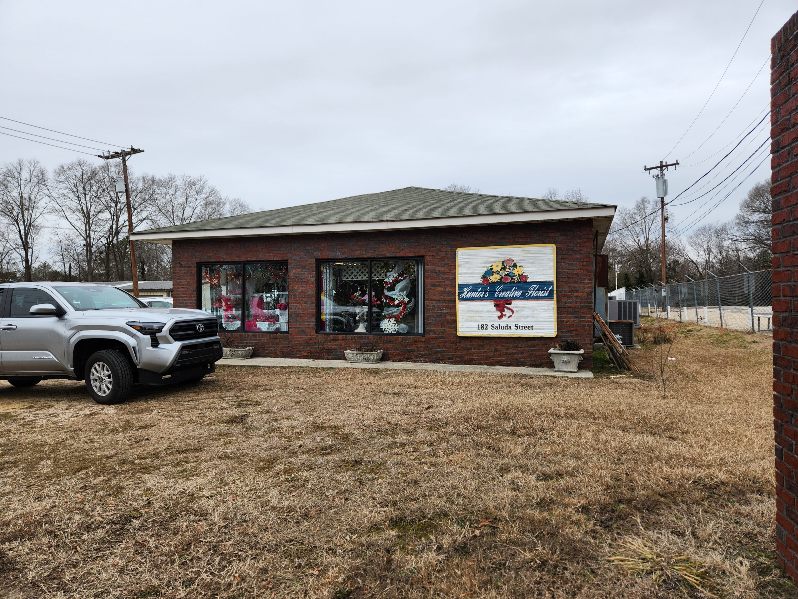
xmin=136 ymin=187 xmax=615 ymax=235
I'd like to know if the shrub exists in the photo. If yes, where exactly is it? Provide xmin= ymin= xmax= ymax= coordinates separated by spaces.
xmin=637 ymin=325 xmax=674 ymax=345
xmin=558 ymin=339 xmax=583 ymax=351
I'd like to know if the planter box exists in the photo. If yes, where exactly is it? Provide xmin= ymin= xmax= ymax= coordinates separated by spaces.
xmin=223 ymin=346 xmax=254 ymax=359
xmin=344 ymin=349 xmax=383 ymax=363
xmin=548 ymin=348 xmax=584 ymax=372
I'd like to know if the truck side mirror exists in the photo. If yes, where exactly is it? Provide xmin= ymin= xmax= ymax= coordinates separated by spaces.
xmin=29 ymin=303 xmax=64 ymax=317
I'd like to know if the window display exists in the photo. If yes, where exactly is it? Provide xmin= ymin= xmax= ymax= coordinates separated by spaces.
xmin=200 ymin=262 xmax=287 ymax=333
xmin=319 ymin=258 xmax=422 ymax=334
xmin=244 ymin=262 xmax=288 ymax=332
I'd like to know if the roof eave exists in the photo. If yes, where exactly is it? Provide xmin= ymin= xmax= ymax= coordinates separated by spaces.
xmin=131 ymin=206 xmax=617 ymax=245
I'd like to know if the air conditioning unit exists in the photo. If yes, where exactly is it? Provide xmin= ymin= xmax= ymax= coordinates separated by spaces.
xmin=608 ymin=320 xmax=635 ymax=347
xmin=608 ymin=299 xmax=640 ymax=326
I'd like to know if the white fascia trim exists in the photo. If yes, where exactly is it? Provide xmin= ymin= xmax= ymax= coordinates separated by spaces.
xmin=131 ymin=206 xmax=616 ymax=243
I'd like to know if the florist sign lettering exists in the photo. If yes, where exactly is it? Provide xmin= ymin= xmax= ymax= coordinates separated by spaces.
xmin=456 ymin=244 xmax=556 ymax=337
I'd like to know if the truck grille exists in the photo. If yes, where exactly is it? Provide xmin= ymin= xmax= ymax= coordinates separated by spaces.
xmin=173 ymin=341 xmax=223 ymax=369
xmin=169 ymin=318 xmax=218 ymax=341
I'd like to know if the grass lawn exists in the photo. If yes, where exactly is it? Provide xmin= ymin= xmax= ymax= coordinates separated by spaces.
xmin=0 ymin=320 xmax=792 ymax=598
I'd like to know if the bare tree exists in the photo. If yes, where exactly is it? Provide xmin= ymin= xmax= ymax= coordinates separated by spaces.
xmin=685 ymin=222 xmax=743 ymax=277
xmin=543 ymin=188 xmax=588 ymax=204
xmin=51 ymin=235 xmax=82 ymax=281
xmin=48 ymin=160 xmax=108 ymax=281
xmin=606 ymin=197 xmax=660 ymax=286
xmin=0 ymin=226 xmax=17 ymax=280
xmin=225 ymin=196 xmax=251 ymax=216
xmin=444 ymin=184 xmax=480 ymax=194
xmin=0 ymin=159 xmax=48 ymax=281
xmin=95 ymin=164 xmax=161 ymax=281
xmin=735 ymin=179 xmax=771 ymax=264
xmin=149 ymin=174 xmax=228 ymax=227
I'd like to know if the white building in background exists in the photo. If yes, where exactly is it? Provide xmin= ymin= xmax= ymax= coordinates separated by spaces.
xmin=608 ymin=287 xmax=626 ymax=301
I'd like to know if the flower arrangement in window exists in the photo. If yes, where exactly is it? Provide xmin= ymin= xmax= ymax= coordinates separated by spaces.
xmin=202 ymin=270 xmax=221 ymax=287
xmin=350 ymin=289 xmax=380 ymax=306
xmin=379 ymin=268 xmax=415 ymax=334
xmin=211 ymin=295 xmax=243 ymax=330
xmin=480 ymin=257 xmax=529 ymax=284
xmin=246 ymin=295 xmax=282 ymax=331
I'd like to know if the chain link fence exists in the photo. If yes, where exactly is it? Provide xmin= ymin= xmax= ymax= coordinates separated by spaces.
xmin=625 ymin=269 xmax=772 ymax=332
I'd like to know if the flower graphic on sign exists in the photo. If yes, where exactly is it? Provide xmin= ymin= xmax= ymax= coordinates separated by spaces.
xmin=479 ymin=258 xmax=529 ymax=320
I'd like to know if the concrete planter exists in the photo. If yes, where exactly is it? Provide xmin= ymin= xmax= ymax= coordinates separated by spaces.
xmin=548 ymin=348 xmax=584 ymax=372
xmin=344 ymin=349 xmax=383 ymax=363
xmin=223 ymin=346 xmax=254 ymax=359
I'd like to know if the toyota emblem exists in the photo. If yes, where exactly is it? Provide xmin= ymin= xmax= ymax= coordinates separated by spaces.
xmin=196 ymin=323 xmax=205 ymax=333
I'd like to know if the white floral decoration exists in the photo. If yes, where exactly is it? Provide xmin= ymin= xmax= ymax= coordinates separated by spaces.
xmin=380 ymin=318 xmax=399 ymax=333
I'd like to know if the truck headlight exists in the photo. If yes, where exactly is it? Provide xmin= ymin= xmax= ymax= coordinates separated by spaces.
xmin=126 ymin=321 xmax=165 ymax=347
xmin=126 ymin=321 xmax=165 ymax=335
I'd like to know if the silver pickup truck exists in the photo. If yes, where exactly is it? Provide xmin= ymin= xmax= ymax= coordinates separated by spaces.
xmin=0 ymin=282 xmax=222 ymax=404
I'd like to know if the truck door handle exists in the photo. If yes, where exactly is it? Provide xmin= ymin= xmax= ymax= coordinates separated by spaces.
xmin=0 ymin=324 xmax=17 ymax=331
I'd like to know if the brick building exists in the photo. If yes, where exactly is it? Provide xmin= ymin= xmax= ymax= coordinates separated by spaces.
xmin=132 ymin=187 xmax=615 ymax=368
xmin=772 ymin=10 xmax=798 ymax=583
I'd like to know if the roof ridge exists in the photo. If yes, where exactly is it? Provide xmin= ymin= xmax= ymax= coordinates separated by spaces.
xmin=412 ymin=186 xmax=554 ymax=203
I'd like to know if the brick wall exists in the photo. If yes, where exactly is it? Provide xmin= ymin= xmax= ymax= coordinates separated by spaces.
xmin=772 ymin=10 xmax=798 ymax=583
xmin=171 ymin=220 xmax=597 ymax=368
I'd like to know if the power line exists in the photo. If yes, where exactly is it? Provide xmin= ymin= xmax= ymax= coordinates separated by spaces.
xmin=671 ymin=142 xmax=770 ymax=235
xmin=664 ymin=0 xmax=766 ymax=159
xmin=0 ymin=115 xmax=122 ymax=148
xmin=0 ymin=125 xmax=105 ymax=152
xmin=666 ymin=110 xmax=769 ymax=204
xmin=687 ymin=106 xmax=769 ymax=168
xmin=675 ymin=143 xmax=770 ymax=234
xmin=678 ymin=151 xmax=770 ymax=234
xmin=672 ymin=137 xmax=770 ymax=207
xmin=0 ymin=130 xmax=96 ymax=156
xmin=683 ymin=56 xmax=769 ymax=162
xmin=611 ymin=110 xmax=770 ymax=237
xmin=670 ymin=118 xmax=768 ymax=207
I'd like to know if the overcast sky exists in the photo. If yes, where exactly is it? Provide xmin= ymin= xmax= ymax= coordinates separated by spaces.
xmin=0 ymin=1 xmax=795 ymax=237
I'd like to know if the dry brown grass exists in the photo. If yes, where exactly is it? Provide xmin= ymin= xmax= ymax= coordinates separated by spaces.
xmin=0 ymin=320 xmax=791 ymax=598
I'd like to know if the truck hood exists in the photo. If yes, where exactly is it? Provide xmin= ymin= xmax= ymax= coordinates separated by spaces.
xmin=70 ymin=307 xmax=211 ymax=323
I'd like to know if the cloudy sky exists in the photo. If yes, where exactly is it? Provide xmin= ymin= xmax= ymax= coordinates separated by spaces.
xmin=0 ymin=1 xmax=794 ymax=237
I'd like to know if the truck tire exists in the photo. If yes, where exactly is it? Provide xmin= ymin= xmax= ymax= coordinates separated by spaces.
xmin=85 ymin=349 xmax=134 ymax=405
xmin=7 ymin=377 xmax=42 ymax=388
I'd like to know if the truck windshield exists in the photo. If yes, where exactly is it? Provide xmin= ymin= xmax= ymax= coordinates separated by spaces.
xmin=53 ymin=285 xmax=146 ymax=310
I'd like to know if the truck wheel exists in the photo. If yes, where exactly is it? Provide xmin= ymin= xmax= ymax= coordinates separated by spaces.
xmin=7 ymin=377 xmax=42 ymax=388
xmin=85 ymin=350 xmax=134 ymax=405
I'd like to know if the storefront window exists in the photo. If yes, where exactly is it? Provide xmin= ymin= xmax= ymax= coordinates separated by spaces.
xmin=200 ymin=262 xmax=287 ymax=333
xmin=244 ymin=262 xmax=288 ymax=332
xmin=200 ymin=264 xmax=243 ymax=331
xmin=319 ymin=258 xmax=422 ymax=335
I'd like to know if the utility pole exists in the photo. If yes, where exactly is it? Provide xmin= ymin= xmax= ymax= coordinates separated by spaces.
xmin=97 ymin=147 xmax=144 ymax=297
xmin=643 ymin=160 xmax=679 ymax=285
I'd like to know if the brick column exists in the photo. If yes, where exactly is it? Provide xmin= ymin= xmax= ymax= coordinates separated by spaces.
xmin=772 ymin=10 xmax=798 ymax=582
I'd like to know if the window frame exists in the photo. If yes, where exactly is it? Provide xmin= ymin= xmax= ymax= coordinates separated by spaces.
xmin=196 ymin=260 xmax=289 ymax=334
xmin=316 ymin=257 xmax=425 ymax=336
xmin=0 ymin=287 xmax=9 ymax=318
xmin=8 ymin=287 xmax=65 ymax=318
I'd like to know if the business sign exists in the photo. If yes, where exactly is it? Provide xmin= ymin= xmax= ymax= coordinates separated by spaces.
xmin=456 ymin=244 xmax=556 ymax=337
